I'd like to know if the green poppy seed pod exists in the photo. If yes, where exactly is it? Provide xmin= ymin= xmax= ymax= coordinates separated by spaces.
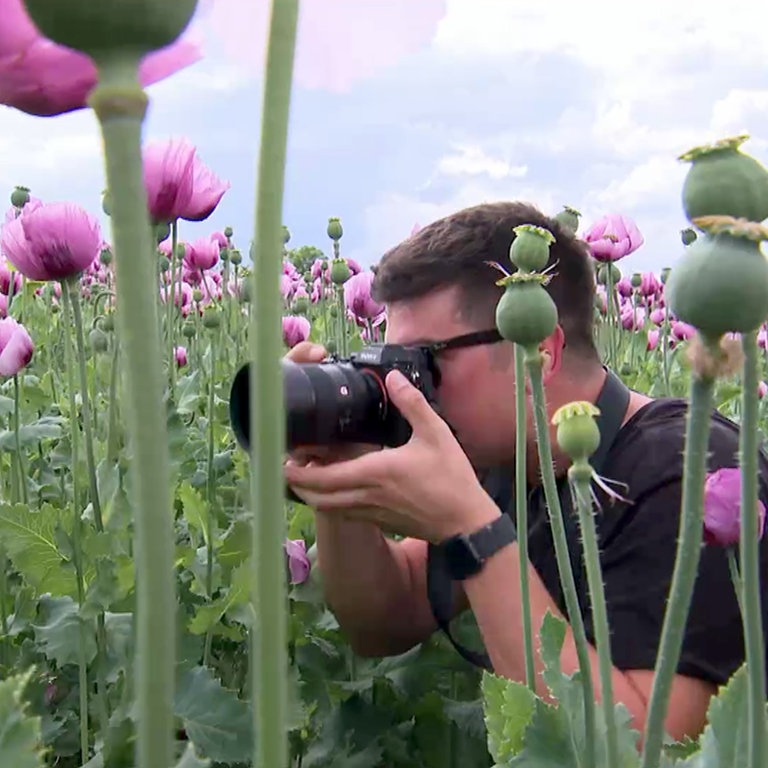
xmin=495 ymin=278 xmax=558 ymax=347
xmin=596 ymin=262 xmax=621 ymax=286
xmin=329 ymin=305 xmax=338 ymax=318
xmin=158 ymin=256 xmax=170 ymax=273
xmin=175 ymin=243 xmax=186 ymax=259
xmin=224 ymin=226 xmax=233 ymax=238
xmin=325 ymin=339 xmax=338 ymax=355
xmin=552 ymin=401 xmax=601 ymax=463
xmin=102 ymin=189 xmax=112 ymax=217
xmin=89 ymin=327 xmax=109 ymax=354
xmin=553 ymin=205 xmax=581 ymax=234
xmin=327 ymin=217 xmax=344 ymax=241
xmin=293 ymin=296 xmax=309 ymax=314
xmin=219 ymin=248 xmax=230 ymax=262
xmin=283 ymin=226 xmax=291 ymax=244
xmin=181 ymin=321 xmax=196 ymax=339
xmin=156 ymin=221 xmax=171 ymax=245
xmin=681 ymin=227 xmax=697 ymax=246
xmin=22 ymin=0 xmax=198 ymax=60
xmin=99 ymin=248 xmax=112 ymax=266
xmin=666 ymin=219 xmax=768 ymax=337
xmin=51 ymin=303 xmax=60 ymax=314
xmin=509 ymin=224 xmax=555 ymax=273
xmin=101 ymin=314 xmax=115 ymax=332
xmin=202 ymin=309 xmax=221 ymax=329
xmin=679 ymin=135 xmax=768 ymax=223
xmin=330 ymin=258 xmax=351 ymax=285
xmin=303 ymin=271 xmax=312 ymax=283
xmin=631 ymin=272 xmax=642 ymax=288
xmin=192 ymin=289 xmax=203 ymax=303
xmin=230 ymin=249 xmax=242 ymax=266
xmin=10 ymin=186 xmax=30 ymax=208
xmin=661 ymin=267 xmax=672 ymax=284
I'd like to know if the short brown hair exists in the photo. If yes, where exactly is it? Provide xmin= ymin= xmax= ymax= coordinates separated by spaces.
xmin=371 ymin=201 xmax=598 ymax=357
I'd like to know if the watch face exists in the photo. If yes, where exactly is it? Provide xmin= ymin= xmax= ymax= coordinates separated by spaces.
xmin=443 ymin=535 xmax=482 ymax=579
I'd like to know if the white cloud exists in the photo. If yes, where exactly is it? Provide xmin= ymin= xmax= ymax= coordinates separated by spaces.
xmin=435 ymin=144 xmax=527 ymax=180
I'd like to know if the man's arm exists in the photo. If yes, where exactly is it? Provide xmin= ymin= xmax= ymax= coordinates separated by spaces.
xmin=314 ymin=512 xmax=467 ymax=656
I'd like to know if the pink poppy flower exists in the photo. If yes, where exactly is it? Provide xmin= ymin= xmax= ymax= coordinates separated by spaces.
xmin=0 ymin=0 xmax=201 ymax=117
xmin=0 ymin=316 xmax=33 ymax=375
xmin=704 ymin=467 xmax=766 ymax=547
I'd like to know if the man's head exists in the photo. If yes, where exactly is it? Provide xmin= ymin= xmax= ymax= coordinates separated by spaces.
xmin=371 ymin=201 xmax=602 ymax=468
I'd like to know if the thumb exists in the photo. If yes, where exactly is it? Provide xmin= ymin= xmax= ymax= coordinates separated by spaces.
xmin=386 ymin=369 xmax=437 ymax=436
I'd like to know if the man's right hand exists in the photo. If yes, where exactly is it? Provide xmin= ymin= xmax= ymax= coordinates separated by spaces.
xmin=284 ymin=341 xmax=379 ymax=467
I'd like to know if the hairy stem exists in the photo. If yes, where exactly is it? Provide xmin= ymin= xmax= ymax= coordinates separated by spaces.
xmin=640 ymin=367 xmax=716 ymax=768
xmin=525 ymin=347 xmax=595 ymax=767
xmin=514 ymin=344 xmax=535 ymax=691
xmin=738 ymin=331 xmax=767 ymax=768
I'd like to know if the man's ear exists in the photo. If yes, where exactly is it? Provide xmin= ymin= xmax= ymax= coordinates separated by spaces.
xmin=539 ymin=324 xmax=565 ymax=384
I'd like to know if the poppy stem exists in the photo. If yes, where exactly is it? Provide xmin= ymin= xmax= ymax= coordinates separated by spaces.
xmin=248 ymin=2 xmax=300 ymax=767
xmin=89 ymin=57 xmax=175 ymax=768
xmin=738 ymin=331 xmax=767 ymax=768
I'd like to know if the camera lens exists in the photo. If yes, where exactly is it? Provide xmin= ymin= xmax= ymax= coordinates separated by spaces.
xmin=229 ymin=360 xmax=388 ymax=450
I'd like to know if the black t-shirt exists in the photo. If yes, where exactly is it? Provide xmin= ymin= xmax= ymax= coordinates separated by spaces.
xmin=484 ymin=398 xmax=768 ymax=688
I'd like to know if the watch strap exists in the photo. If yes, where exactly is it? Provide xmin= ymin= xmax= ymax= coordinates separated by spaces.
xmin=445 ymin=513 xmax=517 ymax=579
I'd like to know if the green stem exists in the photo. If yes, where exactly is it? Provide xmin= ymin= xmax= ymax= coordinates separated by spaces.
xmin=570 ymin=466 xmax=619 ymax=768
xmin=640 ymin=367 xmax=716 ymax=768
xmin=726 ymin=548 xmax=744 ymax=618
xmin=203 ymin=333 xmax=217 ymax=667
xmin=249 ymin=3 xmax=300 ymax=766
xmin=524 ymin=348 xmax=595 ymax=767
xmin=513 ymin=344 xmax=535 ymax=691
xmin=738 ymin=331 xmax=767 ymax=768
xmin=106 ymin=340 xmax=120 ymax=464
xmin=89 ymin=59 xmax=175 ymax=768
xmin=63 ymin=282 xmax=111 ymax=734
xmin=12 ymin=375 xmax=27 ymax=505
xmin=66 ymin=280 xmax=104 ymax=532
xmin=61 ymin=286 xmax=90 ymax=764
xmin=167 ymin=220 xmax=178 ymax=393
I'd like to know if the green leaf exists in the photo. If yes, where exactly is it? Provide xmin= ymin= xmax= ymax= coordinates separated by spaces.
xmin=481 ymin=672 xmax=536 ymax=763
xmin=187 ymin=561 xmax=250 ymax=636
xmin=217 ymin=519 xmax=251 ymax=572
xmin=677 ymin=665 xmax=752 ymax=768
xmin=0 ymin=669 xmax=46 ymax=768
xmin=32 ymin=595 xmax=97 ymax=667
xmin=509 ymin=697 xmax=580 ymax=768
xmin=0 ymin=394 xmax=15 ymax=416
xmin=0 ymin=416 xmax=65 ymax=451
xmin=173 ymin=665 xmax=253 ymax=764
xmin=0 ymin=503 xmax=78 ymax=597
xmin=179 ymin=483 xmax=210 ymax=548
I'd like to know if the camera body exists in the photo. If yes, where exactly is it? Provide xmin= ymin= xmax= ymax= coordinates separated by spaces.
xmin=228 ymin=342 xmax=440 ymax=452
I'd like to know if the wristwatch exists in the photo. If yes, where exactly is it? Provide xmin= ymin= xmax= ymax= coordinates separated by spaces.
xmin=438 ymin=513 xmax=517 ymax=581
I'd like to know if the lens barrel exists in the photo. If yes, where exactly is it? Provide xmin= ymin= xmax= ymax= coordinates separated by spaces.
xmin=229 ymin=360 xmax=387 ymax=450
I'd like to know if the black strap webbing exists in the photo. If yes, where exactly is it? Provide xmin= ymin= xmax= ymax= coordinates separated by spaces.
xmin=426 ymin=368 xmax=631 ymax=670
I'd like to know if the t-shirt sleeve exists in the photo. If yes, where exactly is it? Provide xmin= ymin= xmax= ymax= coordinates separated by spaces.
xmin=591 ymin=477 xmax=747 ymax=686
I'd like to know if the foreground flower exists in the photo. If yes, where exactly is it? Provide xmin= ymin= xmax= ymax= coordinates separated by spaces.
xmin=704 ymin=467 xmax=766 ymax=547
xmin=284 ymin=539 xmax=311 ymax=585
xmin=583 ymin=213 xmax=644 ymax=262
xmin=1 ymin=201 xmax=100 ymax=281
xmin=142 ymin=138 xmax=230 ymax=224
xmin=0 ymin=316 xmax=33 ymax=375
xmin=0 ymin=0 xmax=201 ymax=117
xmin=282 ymin=315 xmax=311 ymax=348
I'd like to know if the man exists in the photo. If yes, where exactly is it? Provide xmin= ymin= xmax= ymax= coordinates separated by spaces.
xmin=283 ymin=201 xmax=768 ymax=743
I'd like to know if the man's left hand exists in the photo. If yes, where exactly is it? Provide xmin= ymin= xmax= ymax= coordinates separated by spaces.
xmin=283 ymin=369 xmax=499 ymax=542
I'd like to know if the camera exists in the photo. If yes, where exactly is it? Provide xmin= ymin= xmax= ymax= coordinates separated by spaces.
xmin=229 ymin=343 xmax=440 ymax=451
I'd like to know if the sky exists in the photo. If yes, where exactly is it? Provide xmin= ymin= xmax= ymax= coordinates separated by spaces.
xmin=1 ymin=0 xmax=768 ymax=277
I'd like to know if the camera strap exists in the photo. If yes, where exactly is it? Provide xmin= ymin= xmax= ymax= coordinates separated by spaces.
xmin=426 ymin=368 xmax=631 ymax=671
